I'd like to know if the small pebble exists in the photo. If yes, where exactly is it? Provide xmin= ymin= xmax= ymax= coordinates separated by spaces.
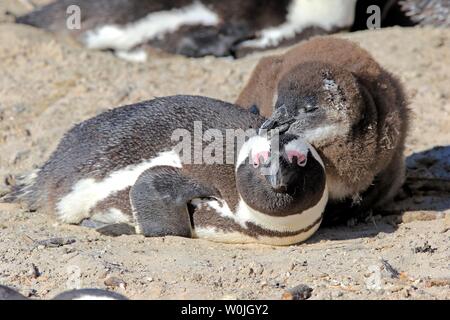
xmin=282 ymin=284 xmax=313 ymax=300
xmin=413 ymin=241 xmax=437 ymax=254
xmin=28 ymin=263 xmax=40 ymax=279
xmin=402 ymin=288 xmax=411 ymax=298
xmin=4 ymin=174 xmax=16 ymax=186
xmin=36 ymin=237 xmax=76 ymax=248
xmin=333 ymin=291 xmax=344 ymax=298
xmin=27 ymin=288 xmax=38 ymax=298
xmin=425 ymin=278 xmax=450 ymax=288
xmin=381 ymin=259 xmax=400 ymax=278
xmin=104 ymin=276 xmax=127 ymax=289
xmin=192 ymin=274 xmax=202 ymax=282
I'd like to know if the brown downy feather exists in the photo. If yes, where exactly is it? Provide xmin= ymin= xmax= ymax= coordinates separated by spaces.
xmin=236 ymin=37 xmax=410 ymax=222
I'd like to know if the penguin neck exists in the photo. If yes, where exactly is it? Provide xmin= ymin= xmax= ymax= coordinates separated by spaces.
xmin=235 ymin=186 xmax=328 ymax=233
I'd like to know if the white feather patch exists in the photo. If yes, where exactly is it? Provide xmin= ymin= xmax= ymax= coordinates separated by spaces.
xmin=57 ymin=150 xmax=182 ymax=224
xmin=115 ymin=49 xmax=148 ymax=63
xmin=293 ymin=123 xmax=349 ymax=146
xmin=194 ymin=182 xmax=327 ymax=234
xmin=91 ymin=208 xmax=130 ymax=224
xmin=236 ymin=185 xmax=327 ymax=233
xmin=284 ymin=137 xmax=310 ymax=156
xmin=72 ymin=295 xmax=118 ymax=301
xmin=236 ymin=135 xmax=271 ymax=171
xmin=241 ymin=0 xmax=357 ymax=48
xmin=83 ymin=2 xmax=220 ymax=51
xmin=284 ymin=138 xmax=326 ymax=169
xmin=193 ymin=220 xmax=321 ymax=246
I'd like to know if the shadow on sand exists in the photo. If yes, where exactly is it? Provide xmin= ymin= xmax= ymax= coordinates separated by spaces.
xmin=308 ymin=145 xmax=450 ymax=243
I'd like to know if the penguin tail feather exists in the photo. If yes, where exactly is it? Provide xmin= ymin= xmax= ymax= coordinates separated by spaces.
xmin=0 ymin=171 xmax=39 ymax=205
xmin=1 ymin=186 xmax=26 ymax=203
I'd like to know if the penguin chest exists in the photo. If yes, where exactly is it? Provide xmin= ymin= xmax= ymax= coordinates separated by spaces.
xmin=190 ymin=193 xmax=327 ymax=246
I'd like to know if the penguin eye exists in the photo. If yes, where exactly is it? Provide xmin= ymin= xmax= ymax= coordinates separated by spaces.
xmin=287 ymin=151 xmax=307 ymax=167
xmin=304 ymin=104 xmax=318 ymax=113
xmin=300 ymin=95 xmax=318 ymax=113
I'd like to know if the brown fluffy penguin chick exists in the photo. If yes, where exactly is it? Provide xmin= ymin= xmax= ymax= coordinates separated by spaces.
xmin=237 ymin=37 xmax=409 ymax=223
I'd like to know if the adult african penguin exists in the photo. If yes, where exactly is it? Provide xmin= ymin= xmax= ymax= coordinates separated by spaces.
xmin=236 ymin=37 xmax=409 ymax=223
xmin=4 ymin=95 xmax=327 ymax=245
xmin=16 ymin=0 xmax=447 ymax=59
xmin=16 ymin=0 xmax=357 ymax=59
xmin=186 ymin=132 xmax=327 ymax=245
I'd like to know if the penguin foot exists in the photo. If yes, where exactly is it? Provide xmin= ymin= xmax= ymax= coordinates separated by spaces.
xmin=96 ymin=223 xmax=136 ymax=237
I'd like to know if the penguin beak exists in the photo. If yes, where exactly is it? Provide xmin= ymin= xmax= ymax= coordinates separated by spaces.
xmin=264 ymin=147 xmax=305 ymax=193
xmin=266 ymin=173 xmax=287 ymax=193
xmin=264 ymin=159 xmax=292 ymax=193
xmin=259 ymin=105 xmax=295 ymax=135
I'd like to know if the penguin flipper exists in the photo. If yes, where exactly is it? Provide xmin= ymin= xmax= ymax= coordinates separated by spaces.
xmin=130 ymin=166 xmax=218 ymax=238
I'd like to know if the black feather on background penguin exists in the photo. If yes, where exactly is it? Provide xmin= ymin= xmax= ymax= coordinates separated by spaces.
xmin=399 ymin=0 xmax=450 ymax=27
xmin=0 ymin=285 xmax=128 ymax=300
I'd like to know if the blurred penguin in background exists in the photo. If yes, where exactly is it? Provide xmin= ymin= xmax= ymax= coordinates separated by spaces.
xmin=16 ymin=0 xmax=449 ymax=61
xmin=16 ymin=0 xmax=358 ymax=60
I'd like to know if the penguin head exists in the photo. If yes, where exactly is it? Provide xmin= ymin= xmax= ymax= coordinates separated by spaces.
xmin=235 ymin=133 xmax=327 ymax=216
xmin=260 ymin=61 xmax=365 ymax=147
xmin=0 ymin=285 xmax=129 ymax=300
xmin=0 ymin=285 xmax=28 ymax=300
xmin=52 ymin=288 xmax=128 ymax=300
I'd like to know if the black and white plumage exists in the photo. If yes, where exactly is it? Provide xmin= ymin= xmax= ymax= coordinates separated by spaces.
xmin=16 ymin=0 xmax=448 ymax=60
xmin=5 ymin=95 xmax=327 ymax=245
xmin=52 ymin=288 xmax=128 ymax=300
xmin=399 ymin=0 xmax=450 ymax=27
xmin=0 ymin=285 xmax=28 ymax=300
xmin=16 ymin=0 xmax=357 ymax=60
xmin=0 ymin=285 xmax=128 ymax=300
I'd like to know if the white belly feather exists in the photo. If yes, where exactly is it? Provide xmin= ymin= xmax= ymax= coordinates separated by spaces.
xmin=56 ymin=150 xmax=182 ymax=224
xmin=191 ymin=182 xmax=328 ymax=245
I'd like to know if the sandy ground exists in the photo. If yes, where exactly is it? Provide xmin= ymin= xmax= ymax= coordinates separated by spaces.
xmin=0 ymin=1 xmax=449 ymax=300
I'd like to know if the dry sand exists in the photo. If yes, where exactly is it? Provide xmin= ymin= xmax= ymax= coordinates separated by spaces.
xmin=0 ymin=1 xmax=449 ymax=299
